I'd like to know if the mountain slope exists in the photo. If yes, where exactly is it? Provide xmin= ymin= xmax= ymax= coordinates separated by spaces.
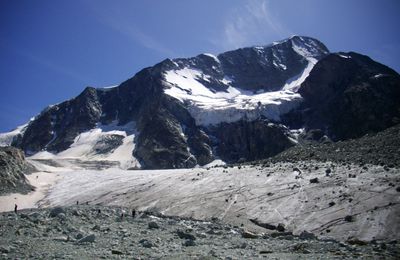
xmin=1 ymin=36 xmax=399 ymax=169
xmin=291 ymin=52 xmax=400 ymax=140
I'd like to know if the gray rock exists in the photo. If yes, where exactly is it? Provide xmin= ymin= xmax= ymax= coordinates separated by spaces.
xmin=148 ymin=221 xmax=159 ymax=229
xmin=347 ymin=238 xmax=368 ymax=246
xmin=176 ymin=229 xmax=196 ymax=240
xmin=139 ymin=239 xmax=155 ymax=248
xmin=0 ymin=147 xmax=35 ymax=195
xmin=49 ymin=207 xmax=66 ymax=218
xmin=241 ymin=230 xmax=258 ymax=239
xmin=0 ymin=246 xmax=10 ymax=253
xmin=183 ymin=239 xmax=196 ymax=247
xmin=57 ymin=213 xmax=67 ymax=221
xmin=299 ymin=231 xmax=316 ymax=240
xmin=78 ymin=234 xmax=95 ymax=243
xmin=276 ymin=223 xmax=285 ymax=232
xmin=111 ymin=249 xmax=124 ymax=255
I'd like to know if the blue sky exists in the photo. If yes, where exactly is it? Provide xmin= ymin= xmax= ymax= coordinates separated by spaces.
xmin=1 ymin=0 xmax=399 ymax=132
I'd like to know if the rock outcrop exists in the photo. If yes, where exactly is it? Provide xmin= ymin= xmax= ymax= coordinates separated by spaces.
xmin=293 ymin=52 xmax=400 ymax=141
xmin=209 ymin=120 xmax=294 ymax=163
xmin=0 ymin=146 xmax=35 ymax=195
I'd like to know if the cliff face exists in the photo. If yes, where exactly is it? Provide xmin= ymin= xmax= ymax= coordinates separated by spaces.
xmin=0 ymin=147 xmax=35 ymax=195
xmin=294 ymin=52 xmax=400 ymax=140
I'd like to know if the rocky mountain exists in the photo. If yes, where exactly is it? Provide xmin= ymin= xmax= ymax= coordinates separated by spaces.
xmin=0 ymin=147 xmax=35 ymax=195
xmin=1 ymin=36 xmax=399 ymax=169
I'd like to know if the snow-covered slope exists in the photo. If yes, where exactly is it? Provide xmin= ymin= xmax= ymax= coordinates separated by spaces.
xmin=162 ymin=36 xmax=327 ymax=126
xmin=164 ymin=68 xmax=302 ymax=125
xmin=30 ymin=121 xmax=140 ymax=170
xmin=0 ymin=124 xmax=28 ymax=147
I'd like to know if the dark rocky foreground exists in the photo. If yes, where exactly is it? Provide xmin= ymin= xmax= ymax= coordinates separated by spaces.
xmin=0 ymin=206 xmax=398 ymax=259
xmin=0 ymin=147 xmax=35 ymax=195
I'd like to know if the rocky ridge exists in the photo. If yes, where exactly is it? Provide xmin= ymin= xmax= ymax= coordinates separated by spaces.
xmin=265 ymin=123 xmax=400 ymax=168
xmin=0 ymin=147 xmax=35 ymax=195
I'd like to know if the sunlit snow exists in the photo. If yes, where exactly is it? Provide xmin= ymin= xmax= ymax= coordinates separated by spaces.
xmin=30 ymin=121 xmax=140 ymax=169
xmin=0 ymin=123 xmax=28 ymax=147
xmin=164 ymin=68 xmax=302 ymax=126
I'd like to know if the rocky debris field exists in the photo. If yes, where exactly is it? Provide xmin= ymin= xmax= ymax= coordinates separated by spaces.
xmin=264 ymin=124 xmax=400 ymax=168
xmin=0 ymin=206 xmax=399 ymax=259
xmin=0 ymin=146 xmax=36 ymax=195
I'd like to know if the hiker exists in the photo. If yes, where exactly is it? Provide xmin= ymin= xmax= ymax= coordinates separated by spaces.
xmin=14 ymin=204 xmax=17 ymax=214
xmin=132 ymin=209 xmax=136 ymax=218
xmin=76 ymin=201 xmax=79 ymax=205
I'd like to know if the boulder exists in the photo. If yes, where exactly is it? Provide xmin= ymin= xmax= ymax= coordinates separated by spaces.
xmin=78 ymin=234 xmax=96 ymax=243
xmin=49 ymin=207 xmax=66 ymax=218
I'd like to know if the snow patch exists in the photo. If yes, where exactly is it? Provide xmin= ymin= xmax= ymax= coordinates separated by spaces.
xmin=282 ymin=58 xmax=317 ymax=92
xmin=30 ymin=121 xmax=140 ymax=170
xmin=164 ymin=68 xmax=302 ymax=126
xmin=0 ymin=123 xmax=28 ymax=147
xmin=338 ymin=54 xmax=351 ymax=59
xmin=97 ymin=85 xmax=118 ymax=92
xmin=202 ymin=53 xmax=219 ymax=63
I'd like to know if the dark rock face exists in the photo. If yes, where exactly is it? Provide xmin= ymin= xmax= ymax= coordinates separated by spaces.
xmin=92 ymin=135 xmax=124 ymax=154
xmin=15 ymin=87 xmax=102 ymax=154
xmin=209 ymin=120 xmax=294 ymax=163
xmin=0 ymin=147 xmax=35 ymax=195
xmin=296 ymin=52 xmax=400 ymax=141
xmin=218 ymin=36 xmax=328 ymax=91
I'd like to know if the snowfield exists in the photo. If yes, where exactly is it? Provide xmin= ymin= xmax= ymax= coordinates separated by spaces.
xmin=25 ymin=160 xmax=400 ymax=242
xmin=163 ymin=68 xmax=303 ymax=126
xmin=30 ymin=121 xmax=141 ymax=170
xmin=162 ymin=39 xmax=322 ymax=126
xmin=0 ymin=123 xmax=28 ymax=147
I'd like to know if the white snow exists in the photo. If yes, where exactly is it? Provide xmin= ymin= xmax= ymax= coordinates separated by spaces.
xmin=282 ymin=58 xmax=317 ymax=92
xmin=280 ymin=38 xmax=323 ymax=92
xmin=30 ymin=121 xmax=140 ymax=170
xmin=0 ymin=123 xmax=28 ymax=147
xmin=161 ymin=37 xmax=330 ymax=126
xmin=338 ymin=54 xmax=351 ymax=59
xmin=373 ymin=74 xmax=387 ymax=79
xmin=202 ymin=53 xmax=219 ymax=63
xmin=97 ymin=85 xmax=118 ymax=92
xmin=201 ymin=159 xmax=226 ymax=168
xmin=163 ymin=68 xmax=302 ymax=126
